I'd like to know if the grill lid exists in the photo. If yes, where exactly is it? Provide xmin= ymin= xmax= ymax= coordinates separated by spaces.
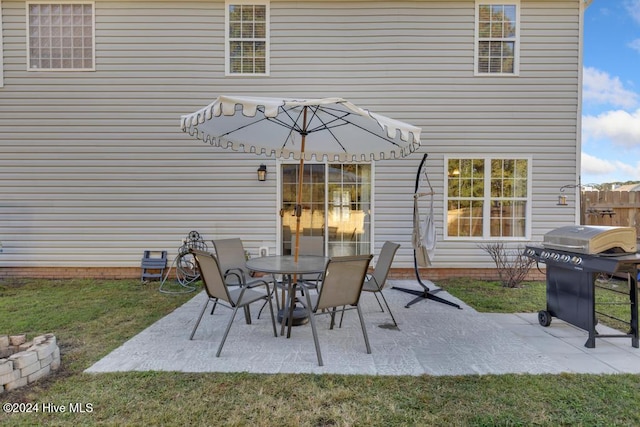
xmin=543 ymin=225 xmax=637 ymax=254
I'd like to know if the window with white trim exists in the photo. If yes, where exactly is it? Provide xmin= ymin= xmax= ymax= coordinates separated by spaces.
xmin=446 ymin=157 xmax=530 ymax=239
xmin=225 ymin=1 xmax=269 ymax=75
xmin=27 ymin=2 xmax=95 ymax=71
xmin=475 ymin=1 xmax=519 ymax=75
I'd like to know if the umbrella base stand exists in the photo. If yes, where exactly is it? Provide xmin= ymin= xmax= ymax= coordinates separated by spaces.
xmin=392 ymin=254 xmax=462 ymax=310
xmin=392 ymin=286 xmax=462 ymax=309
xmin=277 ymin=307 xmax=309 ymax=326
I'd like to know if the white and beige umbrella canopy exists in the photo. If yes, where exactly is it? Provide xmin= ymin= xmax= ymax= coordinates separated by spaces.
xmin=181 ymin=95 xmax=422 ymax=260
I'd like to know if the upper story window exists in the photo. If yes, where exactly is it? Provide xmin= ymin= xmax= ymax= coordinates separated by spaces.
xmin=27 ymin=2 xmax=95 ymax=71
xmin=225 ymin=1 xmax=269 ymax=76
xmin=446 ymin=157 xmax=530 ymax=239
xmin=475 ymin=1 xmax=519 ymax=75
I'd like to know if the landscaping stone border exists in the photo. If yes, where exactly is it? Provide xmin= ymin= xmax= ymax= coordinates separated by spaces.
xmin=0 ymin=334 xmax=60 ymax=393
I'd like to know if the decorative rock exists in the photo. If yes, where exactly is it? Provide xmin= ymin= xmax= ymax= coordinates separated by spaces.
xmin=33 ymin=339 xmax=56 ymax=360
xmin=9 ymin=335 xmax=26 ymax=346
xmin=4 ymin=376 xmax=28 ymax=392
xmin=0 ymin=359 xmax=13 ymax=375
xmin=33 ymin=335 xmax=47 ymax=345
xmin=0 ymin=369 xmax=20 ymax=386
xmin=18 ymin=341 xmax=33 ymax=352
xmin=9 ymin=351 xmax=38 ymax=369
xmin=40 ymin=353 xmax=54 ymax=368
xmin=51 ymin=347 xmax=61 ymax=371
xmin=20 ymin=360 xmax=42 ymax=377
xmin=0 ymin=335 xmax=9 ymax=348
xmin=28 ymin=365 xmax=50 ymax=383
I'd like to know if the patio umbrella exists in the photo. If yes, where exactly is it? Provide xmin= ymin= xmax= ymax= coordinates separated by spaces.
xmin=180 ymin=95 xmax=422 ymax=261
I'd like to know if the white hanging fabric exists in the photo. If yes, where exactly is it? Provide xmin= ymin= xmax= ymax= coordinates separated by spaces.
xmin=412 ymin=165 xmax=436 ymax=267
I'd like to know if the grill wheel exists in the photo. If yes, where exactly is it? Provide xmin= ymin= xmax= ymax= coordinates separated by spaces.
xmin=538 ymin=310 xmax=552 ymax=327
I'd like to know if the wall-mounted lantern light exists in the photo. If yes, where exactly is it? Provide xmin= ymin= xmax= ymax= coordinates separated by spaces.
xmin=557 ymin=184 xmax=578 ymax=206
xmin=257 ymin=164 xmax=267 ymax=181
xmin=557 ymin=182 xmax=598 ymax=206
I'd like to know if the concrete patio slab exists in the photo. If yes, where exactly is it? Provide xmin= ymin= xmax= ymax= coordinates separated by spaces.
xmin=86 ymin=280 xmax=640 ymax=376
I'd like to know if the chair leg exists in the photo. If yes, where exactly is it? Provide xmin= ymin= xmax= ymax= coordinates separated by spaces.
xmin=377 ymin=291 xmax=398 ymax=327
xmin=257 ymin=281 xmax=277 ymax=320
xmin=210 ymin=298 xmax=218 ymax=315
xmin=372 ymin=292 xmax=385 ymax=312
xmin=285 ymin=286 xmax=296 ymax=338
xmin=244 ymin=306 xmax=252 ymax=324
xmin=329 ymin=307 xmax=337 ymax=330
xmin=266 ymin=291 xmax=278 ymax=337
xmin=338 ymin=305 xmax=346 ymax=328
xmin=356 ymin=304 xmax=372 ymax=355
xmin=257 ymin=299 xmax=268 ymax=320
xmin=304 ymin=290 xmax=323 ymax=366
xmin=216 ymin=305 xmax=241 ymax=357
xmin=190 ymin=298 xmax=210 ymax=340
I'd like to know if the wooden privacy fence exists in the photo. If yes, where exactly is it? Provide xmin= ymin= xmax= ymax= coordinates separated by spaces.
xmin=581 ymin=191 xmax=640 ymax=237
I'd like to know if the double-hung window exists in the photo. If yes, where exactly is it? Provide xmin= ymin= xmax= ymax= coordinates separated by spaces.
xmin=27 ymin=2 xmax=95 ymax=71
xmin=475 ymin=1 xmax=519 ymax=75
xmin=446 ymin=157 xmax=530 ymax=239
xmin=225 ymin=1 xmax=269 ymax=75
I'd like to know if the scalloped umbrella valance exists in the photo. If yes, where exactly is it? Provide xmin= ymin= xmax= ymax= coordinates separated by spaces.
xmin=180 ymin=95 xmax=423 ymax=260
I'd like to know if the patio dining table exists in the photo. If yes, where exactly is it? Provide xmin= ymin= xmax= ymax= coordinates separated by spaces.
xmin=246 ymin=255 xmax=328 ymax=338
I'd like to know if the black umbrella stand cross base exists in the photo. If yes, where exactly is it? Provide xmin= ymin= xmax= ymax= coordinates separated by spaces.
xmin=392 ymin=254 xmax=462 ymax=310
xmin=393 ymin=286 xmax=463 ymax=309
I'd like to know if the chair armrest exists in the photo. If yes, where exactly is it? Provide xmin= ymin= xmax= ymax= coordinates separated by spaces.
xmin=224 ymin=267 xmax=247 ymax=285
xmin=245 ymin=277 xmax=272 ymax=289
xmin=365 ymin=275 xmax=382 ymax=291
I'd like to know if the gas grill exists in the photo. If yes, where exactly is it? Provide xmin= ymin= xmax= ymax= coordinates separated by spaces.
xmin=525 ymin=225 xmax=640 ymax=348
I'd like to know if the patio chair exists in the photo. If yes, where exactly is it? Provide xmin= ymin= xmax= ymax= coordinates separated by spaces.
xmin=299 ymin=254 xmax=373 ymax=366
xmin=212 ymin=238 xmax=254 ymax=286
xmin=188 ymin=249 xmax=277 ymax=357
xmin=211 ymin=238 xmax=271 ymax=315
xmin=361 ymin=241 xmax=401 ymax=327
xmin=295 ymin=234 xmax=325 ymax=289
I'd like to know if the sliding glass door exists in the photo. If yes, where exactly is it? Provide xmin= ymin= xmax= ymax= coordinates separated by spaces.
xmin=280 ymin=163 xmax=372 ymax=257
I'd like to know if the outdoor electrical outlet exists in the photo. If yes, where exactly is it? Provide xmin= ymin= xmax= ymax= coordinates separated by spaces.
xmin=259 ymin=246 xmax=269 ymax=257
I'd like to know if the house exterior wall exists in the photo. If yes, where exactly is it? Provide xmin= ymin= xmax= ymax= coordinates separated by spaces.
xmin=0 ymin=0 xmax=582 ymax=276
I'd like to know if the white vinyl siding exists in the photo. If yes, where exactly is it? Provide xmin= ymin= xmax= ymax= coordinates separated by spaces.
xmin=0 ymin=1 xmax=3 ymax=87
xmin=0 ymin=0 xmax=581 ymax=271
xmin=26 ymin=1 xmax=96 ymax=71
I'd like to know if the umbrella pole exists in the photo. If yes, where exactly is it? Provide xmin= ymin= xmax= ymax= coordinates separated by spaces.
xmin=293 ymin=107 xmax=308 ymax=263
xmin=286 ymin=108 xmax=307 ymax=338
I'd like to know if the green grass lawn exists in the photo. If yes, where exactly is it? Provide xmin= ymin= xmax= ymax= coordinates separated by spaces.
xmin=1 ymin=277 xmax=640 ymax=426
